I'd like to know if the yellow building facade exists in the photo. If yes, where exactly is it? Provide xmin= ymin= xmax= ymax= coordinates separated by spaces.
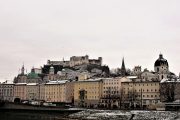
xmin=14 ymin=83 xmax=27 ymax=101
xmin=121 ymin=79 xmax=161 ymax=109
xmin=26 ymin=83 xmax=39 ymax=100
xmin=44 ymin=81 xmax=67 ymax=102
xmin=101 ymin=77 xmax=122 ymax=108
xmin=74 ymin=79 xmax=103 ymax=108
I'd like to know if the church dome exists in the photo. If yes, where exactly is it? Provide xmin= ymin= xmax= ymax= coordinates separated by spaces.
xmin=154 ymin=54 xmax=168 ymax=67
xmin=27 ymin=72 xmax=39 ymax=79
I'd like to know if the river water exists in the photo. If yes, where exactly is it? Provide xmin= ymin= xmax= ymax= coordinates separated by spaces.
xmin=0 ymin=112 xmax=69 ymax=120
xmin=0 ymin=110 xmax=179 ymax=120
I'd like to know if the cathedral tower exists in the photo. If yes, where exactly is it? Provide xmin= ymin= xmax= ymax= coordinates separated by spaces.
xmin=154 ymin=54 xmax=169 ymax=80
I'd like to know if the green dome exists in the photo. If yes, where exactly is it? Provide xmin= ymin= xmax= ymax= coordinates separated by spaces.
xmin=27 ymin=72 xmax=39 ymax=79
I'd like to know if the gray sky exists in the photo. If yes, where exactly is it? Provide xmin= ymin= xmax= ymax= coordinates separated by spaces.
xmin=0 ymin=0 xmax=180 ymax=82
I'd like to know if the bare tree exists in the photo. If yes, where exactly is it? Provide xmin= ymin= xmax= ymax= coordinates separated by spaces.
xmin=79 ymin=89 xmax=87 ymax=107
xmin=160 ymin=76 xmax=178 ymax=102
xmin=121 ymin=87 xmax=139 ymax=109
xmin=160 ymin=82 xmax=176 ymax=102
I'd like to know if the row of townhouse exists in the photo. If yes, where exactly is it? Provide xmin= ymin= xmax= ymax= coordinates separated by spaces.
xmin=73 ymin=77 xmax=162 ymax=109
xmin=0 ymin=80 xmax=74 ymax=104
xmin=1 ymin=77 xmax=178 ymax=109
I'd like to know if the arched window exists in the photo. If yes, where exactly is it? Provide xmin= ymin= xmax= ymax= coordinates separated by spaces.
xmin=157 ymin=68 xmax=159 ymax=72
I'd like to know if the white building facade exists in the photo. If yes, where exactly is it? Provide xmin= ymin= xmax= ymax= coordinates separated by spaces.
xmin=0 ymin=83 xmax=14 ymax=102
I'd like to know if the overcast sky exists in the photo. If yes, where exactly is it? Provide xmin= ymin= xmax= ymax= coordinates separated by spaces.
xmin=0 ymin=0 xmax=180 ymax=82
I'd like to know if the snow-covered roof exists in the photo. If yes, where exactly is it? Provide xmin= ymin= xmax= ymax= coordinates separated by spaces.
xmin=121 ymin=77 xmax=132 ymax=82
xmin=46 ymin=80 xmax=68 ymax=85
xmin=160 ymin=78 xmax=168 ymax=83
xmin=127 ymin=76 xmax=138 ymax=79
xmin=78 ymin=78 xmax=102 ymax=82
xmin=174 ymin=99 xmax=180 ymax=103
xmin=160 ymin=78 xmax=180 ymax=83
xmin=0 ymin=83 xmax=14 ymax=85
xmin=15 ymin=83 xmax=27 ymax=85
xmin=27 ymin=83 xmax=38 ymax=86
xmin=101 ymin=78 xmax=113 ymax=81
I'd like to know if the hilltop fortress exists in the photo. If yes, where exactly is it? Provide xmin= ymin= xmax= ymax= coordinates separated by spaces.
xmin=47 ymin=55 xmax=102 ymax=67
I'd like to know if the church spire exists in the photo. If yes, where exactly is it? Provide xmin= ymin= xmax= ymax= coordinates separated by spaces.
xmin=21 ymin=64 xmax=25 ymax=75
xmin=121 ymin=57 xmax=126 ymax=76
